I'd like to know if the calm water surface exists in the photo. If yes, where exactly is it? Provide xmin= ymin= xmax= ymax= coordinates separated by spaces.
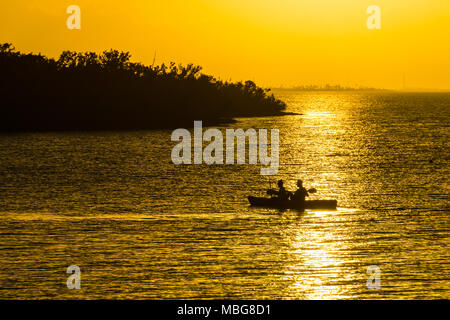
xmin=0 ymin=91 xmax=449 ymax=299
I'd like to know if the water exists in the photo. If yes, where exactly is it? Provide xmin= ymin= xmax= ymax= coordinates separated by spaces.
xmin=0 ymin=91 xmax=448 ymax=299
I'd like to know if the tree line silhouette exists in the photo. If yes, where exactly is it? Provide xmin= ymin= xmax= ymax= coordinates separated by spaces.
xmin=0 ymin=43 xmax=287 ymax=132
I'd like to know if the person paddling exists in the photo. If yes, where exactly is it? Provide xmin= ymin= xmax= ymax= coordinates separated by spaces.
xmin=275 ymin=179 xmax=291 ymax=201
xmin=291 ymin=179 xmax=309 ymax=205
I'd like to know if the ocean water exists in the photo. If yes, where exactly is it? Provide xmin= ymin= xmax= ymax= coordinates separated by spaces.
xmin=0 ymin=91 xmax=448 ymax=299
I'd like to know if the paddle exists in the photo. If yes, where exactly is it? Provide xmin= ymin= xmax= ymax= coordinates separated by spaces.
xmin=307 ymin=188 xmax=317 ymax=194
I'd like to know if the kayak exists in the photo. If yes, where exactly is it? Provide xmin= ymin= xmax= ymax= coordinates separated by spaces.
xmin=248 ymin=196 xmax=337 ymax=210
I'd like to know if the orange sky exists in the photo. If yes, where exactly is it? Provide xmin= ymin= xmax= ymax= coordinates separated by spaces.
xmin=1 ymin=0 xmax=449 ymax=90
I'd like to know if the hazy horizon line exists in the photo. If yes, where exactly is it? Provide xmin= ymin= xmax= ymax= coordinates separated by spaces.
xmin=269 ymin=85 xmax=450 ymax=93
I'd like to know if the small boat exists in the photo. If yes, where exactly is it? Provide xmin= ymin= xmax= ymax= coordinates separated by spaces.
xmin=248 ymin=196 xmax=337 ymax=210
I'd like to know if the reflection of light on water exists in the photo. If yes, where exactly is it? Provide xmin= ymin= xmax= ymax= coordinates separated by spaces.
xmin=307 ymin=207 xmax=358 ymax=218
xmin=285 ymin=209 xmax=359 ymax=300
xmin=306 ymin=209 xmax=336 ymax=218
xmin=280 ymin=96 xmax=357 ymax=299
xmin=303 ymin=111 xmax=333 ymax=120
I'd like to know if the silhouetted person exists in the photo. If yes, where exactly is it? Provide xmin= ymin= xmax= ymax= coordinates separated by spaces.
xmin=291 ymin=179 xmax=309 ymax=205
xmin=275 ymin=179 xmax=291 ymax=201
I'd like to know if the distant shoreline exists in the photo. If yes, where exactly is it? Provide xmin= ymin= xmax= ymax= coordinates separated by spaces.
xmin=271 ymin=87 xmax=450 ymax=93
xmin=271 ymin=86 xmax=389 ymax=92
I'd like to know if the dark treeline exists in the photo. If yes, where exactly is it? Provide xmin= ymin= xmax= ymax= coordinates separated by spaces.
xmin=0 ymin=43 xmax=287 ymax=132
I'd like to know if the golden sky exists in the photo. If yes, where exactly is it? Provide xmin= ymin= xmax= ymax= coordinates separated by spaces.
xmin=1 ymin=0 xmax=449 ymax=90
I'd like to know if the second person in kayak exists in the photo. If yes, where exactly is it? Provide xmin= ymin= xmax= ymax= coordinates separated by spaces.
xmin=276 ymin=179 xmax=291 ymax=201
xmin=291 ymin=179 xmax=309 ymax=205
